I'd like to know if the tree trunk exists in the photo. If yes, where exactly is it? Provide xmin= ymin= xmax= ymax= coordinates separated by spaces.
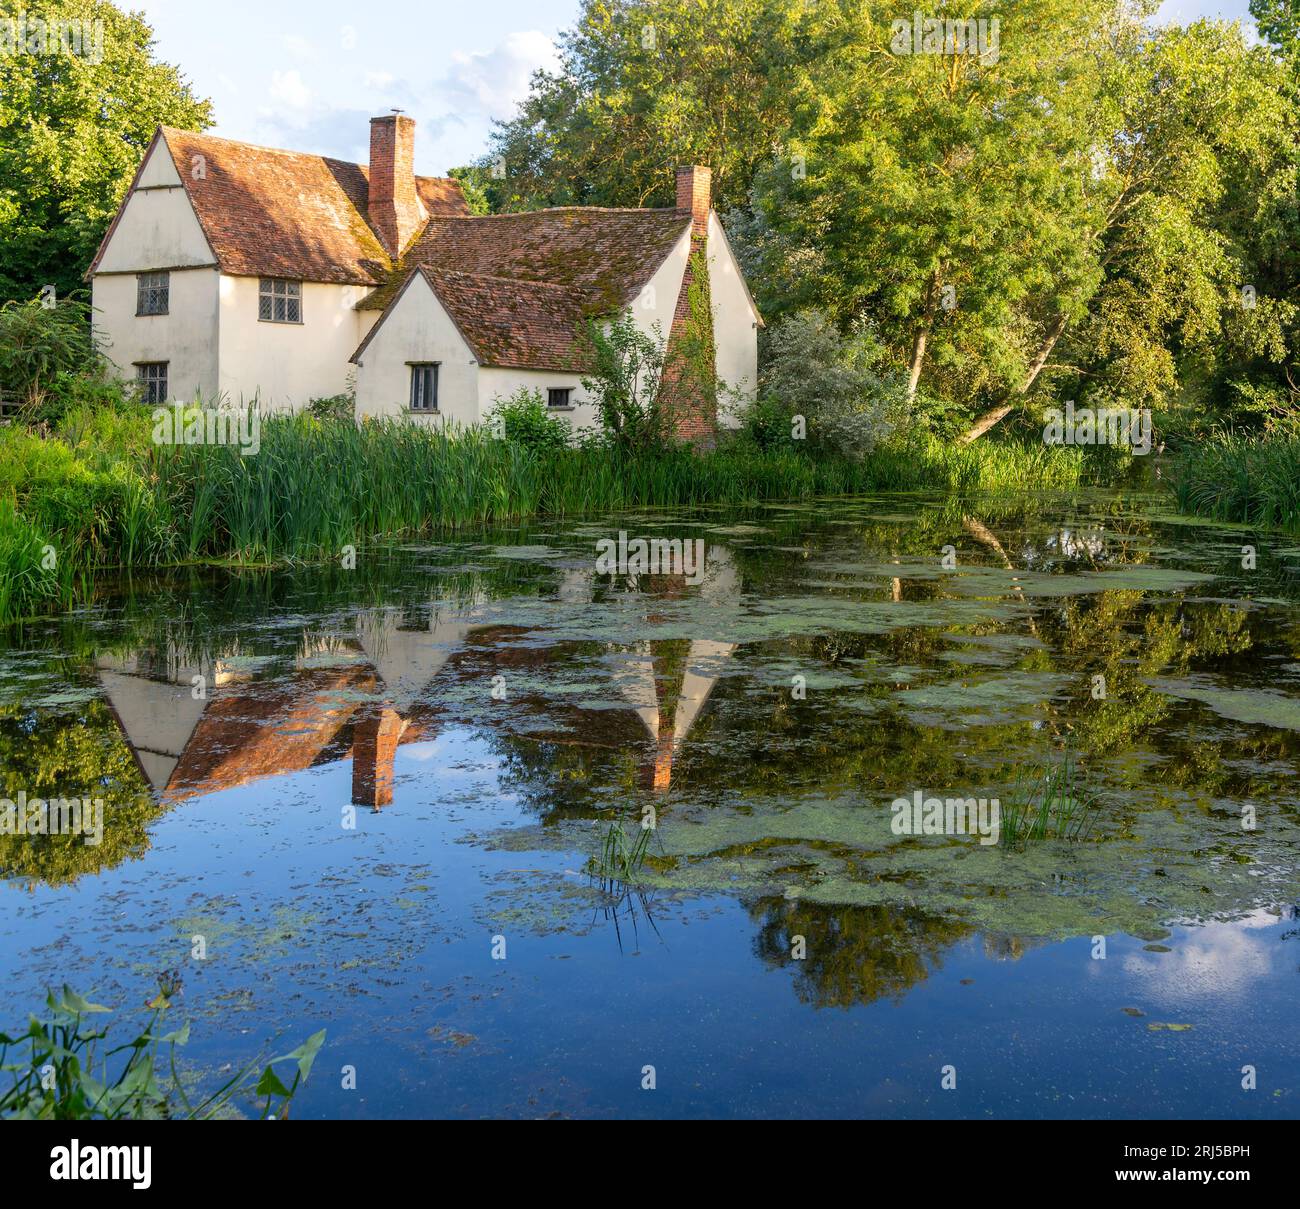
xmin=906 ymin=271 xmax=943 ymax=402
xmin=906 ymin=328 xmax=929 ymax=401
xmin=958 ymin=311 xmax=1070 ymax=444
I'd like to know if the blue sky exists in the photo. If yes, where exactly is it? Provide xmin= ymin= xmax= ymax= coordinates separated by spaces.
xmin=131 ymin=1 xmax=1259 ymax=175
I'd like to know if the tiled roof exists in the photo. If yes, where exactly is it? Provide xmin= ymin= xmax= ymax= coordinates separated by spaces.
xmin=90 ymin=127 xmax=470 ymax=285
xmin=418 ymin=267 xmax=601 ymax=372
xmin=358 ymin=208 xmax=692 ymax=313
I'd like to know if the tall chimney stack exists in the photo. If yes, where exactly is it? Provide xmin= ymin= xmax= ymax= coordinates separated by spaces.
xmin=368 ymin=114 xmax=424 ymax=258
xmin=675 ymin=165 xmax=711 ymax=239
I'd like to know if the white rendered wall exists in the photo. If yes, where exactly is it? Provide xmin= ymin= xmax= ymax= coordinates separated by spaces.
xmin=352 ymin=274 xmax=479 ymax=428
xmin=707 ymin=213 xmax=760 ymax=428
xmin=92 ymin=268 xmax=220 ymax=402
xmin=217 ymin=276 xmax=371 ymax=410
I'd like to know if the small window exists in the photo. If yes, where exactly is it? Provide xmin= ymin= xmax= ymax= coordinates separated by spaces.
xmin=409 ymin=363 xmax=439 ymax=412
xmin=136 ymin=272 xmax=169 ymax=316
xmin=547 ymin=388 xmax=573 ymax=410
xmin=135 ymin=362 xmax=168 ymax=405
xmin=259 ymin=278 xmax=302 ymax=323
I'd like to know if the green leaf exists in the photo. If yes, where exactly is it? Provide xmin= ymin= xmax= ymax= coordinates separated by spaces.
xmin=254 ymin=1067 xmax=292 ymax=1098
xmin=58 ymin=986 xmax=110 ymax=1015
xmin=272 ymin=1028 xmax=326 ymax=1083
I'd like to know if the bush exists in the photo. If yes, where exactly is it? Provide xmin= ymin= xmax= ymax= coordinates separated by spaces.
xmin=307 ymin=393 xmax=354 ymax=422
xmin=741 ymin=393 xmax=797 ymax=451
xmin=486 ymin=388 xmax=571 ymax=454
xmin=0 ymin=297 xmax=101 ymax=417
xmin=580 ymin=311 xmax=669 ymax=456
xmin=754 ymin=309 xmax=909 ymax=460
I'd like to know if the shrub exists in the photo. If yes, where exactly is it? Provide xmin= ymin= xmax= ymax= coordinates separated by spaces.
xmin=580 ymin=311 xmax=669 ymax=456
xmin=741 ymin=393 xmax=796 ymax=452
xmin=756 ymin=309 xmax=909 ymax=460
xmin=0 ymin=297 xmax=101 ymax=416
xmin=307 ymin=393 xmax=355 ymax=422
xmin=486 ymin=388 xmax=571 ymax=454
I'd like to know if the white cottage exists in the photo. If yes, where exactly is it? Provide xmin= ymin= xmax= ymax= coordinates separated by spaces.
xmin=88 ymin=114 xmax=760 ymax=437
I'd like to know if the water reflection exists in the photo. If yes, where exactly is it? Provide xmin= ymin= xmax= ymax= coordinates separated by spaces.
xmin=4 ymin=494 xmax=1299 ymax=953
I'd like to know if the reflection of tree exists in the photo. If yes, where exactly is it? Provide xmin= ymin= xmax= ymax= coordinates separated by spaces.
xmin=749 ymin=896 xmax=973 ymax=1008
xmin=0 ymin=701 xmax=159 ymax=886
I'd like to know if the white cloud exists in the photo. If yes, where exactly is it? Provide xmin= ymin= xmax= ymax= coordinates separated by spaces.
xmin=283 ymin=34 xmax=318 ymax=61
xmin=445 ymin=30 xmax=560 ymax=116
xmin=248 ymin=29 xmax=559 ymax=169
xmin=268 ymin=69 xmax=313 ymax=113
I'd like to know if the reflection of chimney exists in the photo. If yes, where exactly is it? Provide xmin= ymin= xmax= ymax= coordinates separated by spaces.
xmin=352 ymin=706 xmax=406 ymax=808
xmin=368 ymin=114 xmax=423 ymax=258
xmin=645 ymin=642 xmax=683 ymax=793
xmin=651 ymin=728 xmax=674 ymax=793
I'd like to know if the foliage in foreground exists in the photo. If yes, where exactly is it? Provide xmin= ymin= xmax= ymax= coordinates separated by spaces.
xmin=0 ymin=982 xmax=324 ymax=1120
xmin=999 ymin=750 xmax=1103 ymax=851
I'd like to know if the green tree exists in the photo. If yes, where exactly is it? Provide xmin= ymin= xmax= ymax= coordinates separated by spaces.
xmin=1011 ymin=18 xmax=1297 ymax=439
xmin=484 ymin=0 xmax=801 ymax=213
xmin=745 ymin=0 xmax=1127 ymax=416
xmin=0 ymin=0 xmax=212 ymax=303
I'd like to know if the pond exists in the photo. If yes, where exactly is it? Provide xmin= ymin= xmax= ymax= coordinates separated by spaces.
xmin=1 ymin=489 xmax=1298 ymax=1118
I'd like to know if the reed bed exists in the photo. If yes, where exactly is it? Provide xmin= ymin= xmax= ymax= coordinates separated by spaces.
xmin=1172 ymin=430 xmax=1300 ymax=533
xmin=0 ymin=410 xmax=1089 ymax=624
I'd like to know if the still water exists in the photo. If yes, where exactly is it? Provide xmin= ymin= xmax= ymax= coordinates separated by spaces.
xmin=1 ymin=490 xmax=1297 ymax=1118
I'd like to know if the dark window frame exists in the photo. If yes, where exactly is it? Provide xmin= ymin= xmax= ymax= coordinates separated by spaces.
xmin=134 ymin=361 xmax=169 ymax=405
xmin=136 ymin=271 xmax=170 ymax=316
xmin=408 ymin=362 xmax=439 ymax=412
xmin=547 ymin=387 xmax=574 ymax=411
xmin=258 ymin=278 xmax=303 ymax=324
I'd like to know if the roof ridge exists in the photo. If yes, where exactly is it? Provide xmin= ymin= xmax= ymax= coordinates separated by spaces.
xmin=160 ymin=127 xmax=458 ymax=183
xmin=427 ymin=206 xmax=687 ymax=221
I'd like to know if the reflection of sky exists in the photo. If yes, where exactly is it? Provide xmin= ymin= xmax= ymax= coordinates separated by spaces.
xmin=3 ymin=718 xmax=1297 ymax=1118
xmin=1122 ymin=911 xmax=1288 ymax=1003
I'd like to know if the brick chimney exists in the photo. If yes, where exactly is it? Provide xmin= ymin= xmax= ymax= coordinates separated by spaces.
xmin=368 ymin=114 xmax=424 ymax=258
xmin=662 ymin=164 xmax=717 ymax=445
xmin=675 ymin=165 xmax=711 ymax=238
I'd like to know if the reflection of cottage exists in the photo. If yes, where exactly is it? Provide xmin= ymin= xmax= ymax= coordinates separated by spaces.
xmin=89 ymin=114 xmax=760 ymax=439
xmin=607 ymin=551 xmax=739 ymax=790
xmin=96 ymin=552 xmax=741 ymax=809
xmin=96 ymin=646 xmax=384 ymax=805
